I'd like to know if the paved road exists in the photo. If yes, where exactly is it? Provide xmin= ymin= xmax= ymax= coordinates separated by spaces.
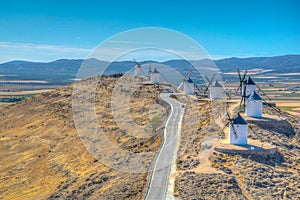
xmin=145 ymin=93 xmax=185 ymax=200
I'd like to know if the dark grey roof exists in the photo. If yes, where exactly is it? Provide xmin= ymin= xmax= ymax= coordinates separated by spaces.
xmin=247 ymin=76 xmax=256 ymax=85
xmin=135 ymin=63 xmax=141 ymax=68
xmin=152 ymin=68 xmax=159 ymax=73
xmin=211 ymin=80 xmax=222 ymax=87
xmin=247 ymin=91 xmax=262 ymax=101
xmin=186 ymin=77 xmax=193 ymax=83
xmin=232 ymin=113 xmax=248 ymax=125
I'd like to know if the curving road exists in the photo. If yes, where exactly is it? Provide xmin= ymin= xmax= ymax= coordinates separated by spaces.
xmin=145 ymin=93 xmax=185 ymax=200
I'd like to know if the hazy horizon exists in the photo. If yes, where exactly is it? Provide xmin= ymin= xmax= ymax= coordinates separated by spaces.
xmin=1 ymin=53 xmax=300 ymax=65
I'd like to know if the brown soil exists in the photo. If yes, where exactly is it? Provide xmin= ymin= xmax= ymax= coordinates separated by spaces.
xmin=0 ymin=75 xmax=168 ymax=200
xmin=175 ymin=100 xmax=300 ymax=200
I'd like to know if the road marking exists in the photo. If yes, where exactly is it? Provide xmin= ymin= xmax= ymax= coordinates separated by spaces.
xmin=144 ymin=93 xmax=175 ymax=200
xmin=166 ymin=103 xmax=185 ymax=200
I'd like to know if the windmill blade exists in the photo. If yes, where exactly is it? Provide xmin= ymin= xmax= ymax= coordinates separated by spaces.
xmin=203 ymin=85 xmax=210 ymax=94
xmin=148 ymin=65 xmax=152 ymax=76
xmin=236 ymin=69 xmax=248 ymax=92
xmin=248 ymin=125 xmax=259 ymax=138
xmin=230 ymin=122 xmax=239 ymax=139
xmin=248 ymin=125 xmax=255 ymax=133
xmin=236 ymin=69 xmax=244 ymax=93
xmin=239 ymin=95 xmax=246 ymax=108
xmin=183 ymin=71 xmax=192 ymax=81
xmin=225 ymin=90 xmax=231 ymax=99
xmin=242 ymin=69 xmax=248 ymax=81
xmin=177 ymin=81 xmax=184 ymax=90
xmin=237 ymin=69 xmax=242 ymax=82
xmin=158 ymin=71 xmax=172 ymax=84
xmin=222 ymin=86 xmax=231 ymax=99
xmin=243 ymin=95 xmax=246 ymax=107
xmin=256 ymin=84 xmax=272 ymax=101
xmin=176 ymin=73 xmax=185 ymax=89
xmin=221 ymin=121 xmax=230 ymax=134
xmin=225 ymin=109 xmax=239 ymax=139
xmin=226 ymin=111 xmax=232 ymax=120
xmin=204 ymin=75 xmax=211 ymax=84
xmin=177 ymin=71 xmax=192 ymax=89
xmin=221 ymin=86 xmax=231 ymax=99
xmin=240 ymin=82 xmax=247 ymax=107
xmin=236 ymin=81 xmax=242 ymax=93
xmin=194 ymin=83 xmax=203 ymax=94
xmin=262 ymin=98 xmax=282 ymax=116
xmin=239 ymin=97 xmax=243 ymax=108
xmin=133 ymin=59 xmax=139 ymax=65
xmin=203 ymin=73 xmax=217 ymax=95
xmin=262 ymin=99 xmax=291 ymax=117
xmin=210 ymin=73 xmax=217 ymax=83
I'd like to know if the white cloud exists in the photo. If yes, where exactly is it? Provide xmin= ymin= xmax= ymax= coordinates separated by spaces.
xmin=0 ymin=42 xmax=90 ymax=53
xmin=0 ymin=41 xmax=90 ymax=63
xmin=0 ymin=41 xmax=245 ymax=63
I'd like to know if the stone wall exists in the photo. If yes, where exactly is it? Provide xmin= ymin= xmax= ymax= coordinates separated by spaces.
xmin=214 ymin=147 xmax=278 ymax=156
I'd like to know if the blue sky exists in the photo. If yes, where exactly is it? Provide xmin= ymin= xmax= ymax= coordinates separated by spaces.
xmin=0 ymin=0 xmax=299 ymax=62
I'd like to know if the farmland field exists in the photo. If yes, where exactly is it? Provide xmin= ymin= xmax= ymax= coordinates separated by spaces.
xmin=0 ymin=69 xmax=300 ymax=113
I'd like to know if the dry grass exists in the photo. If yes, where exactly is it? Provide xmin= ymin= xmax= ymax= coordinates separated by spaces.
xmin=175 ymin=96 xmax=300 ymax=200
xmin=209 ymin=107 xmax=300 ymax=199
xmin=174 ymin=95 xmax=211 ymax=170
xmin=0 ymin=75 xmax=168 ymax=200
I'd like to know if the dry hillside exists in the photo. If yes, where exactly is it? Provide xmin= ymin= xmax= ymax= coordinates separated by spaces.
xmin=175 ymin=99 xmax=300 ymax=200
xmin=0 ymin=75 xmax=168 ymax=200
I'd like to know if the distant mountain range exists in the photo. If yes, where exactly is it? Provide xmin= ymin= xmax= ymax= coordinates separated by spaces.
xmin=0 ymin=55 xmax=299 ymax=85
xmin=214 ymin=54 xmax=300 ymax=73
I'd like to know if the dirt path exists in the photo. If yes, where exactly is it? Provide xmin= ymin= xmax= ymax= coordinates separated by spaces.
xmin=233 ymin=170 xmax=254 ymax=200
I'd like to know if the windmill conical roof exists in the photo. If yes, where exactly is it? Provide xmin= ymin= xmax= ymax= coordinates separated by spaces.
xmin=247 ymin=91 xmax=262 ymax=101
xmin=135 ymin=63 xmax=141 ymax=68
xmin=232 ymin=113 xmax=248 ymax=125
xmin=152 ymin=68 xmax=159 ymax=73
xmin=211 ymin=80 xmax=222 ymax=87
xmin=186 ymin=77 xmax=193 ymax=83
xmin=247 ymin=76 xmax=256 ymax=85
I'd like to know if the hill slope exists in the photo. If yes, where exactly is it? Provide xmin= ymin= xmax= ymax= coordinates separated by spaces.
xmin=0 ymin=75 xmax=167 ymax=199
xmin=173 ymin=96 xmax=300 ymax=199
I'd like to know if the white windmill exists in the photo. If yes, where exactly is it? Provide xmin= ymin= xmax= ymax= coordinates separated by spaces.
xmin=148 ymin=65 xmax=152 ymax=76
xmin=184 ymin=77 xmax=195 ymax=94
xmin=245 ymin=91 xmax=263 ymax=118
xmin=210 ymin=80 xmax=224 ymax=99
xmin=133 ymin=59 xmax=143 ymax=76
xmin=177 ymin=72 xmax=195 ymax=94
xmin=237 ymin=69 xmax=282 ymax=117
xmin=237 ymin=69 xmax=256 ymax=97
xmin=226 ymin=112 xmax=248 ymax=145
xmin=244 ymin=76 xmax=256 ymax=96
xmin=150 ymin=68 xmax=160 ymax=84
xmin=203 ymin=74 xmax=230 ymax=100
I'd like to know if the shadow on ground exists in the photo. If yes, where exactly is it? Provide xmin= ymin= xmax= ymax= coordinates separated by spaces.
xmin=248 ymin=118 xmax=295 ymax=137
